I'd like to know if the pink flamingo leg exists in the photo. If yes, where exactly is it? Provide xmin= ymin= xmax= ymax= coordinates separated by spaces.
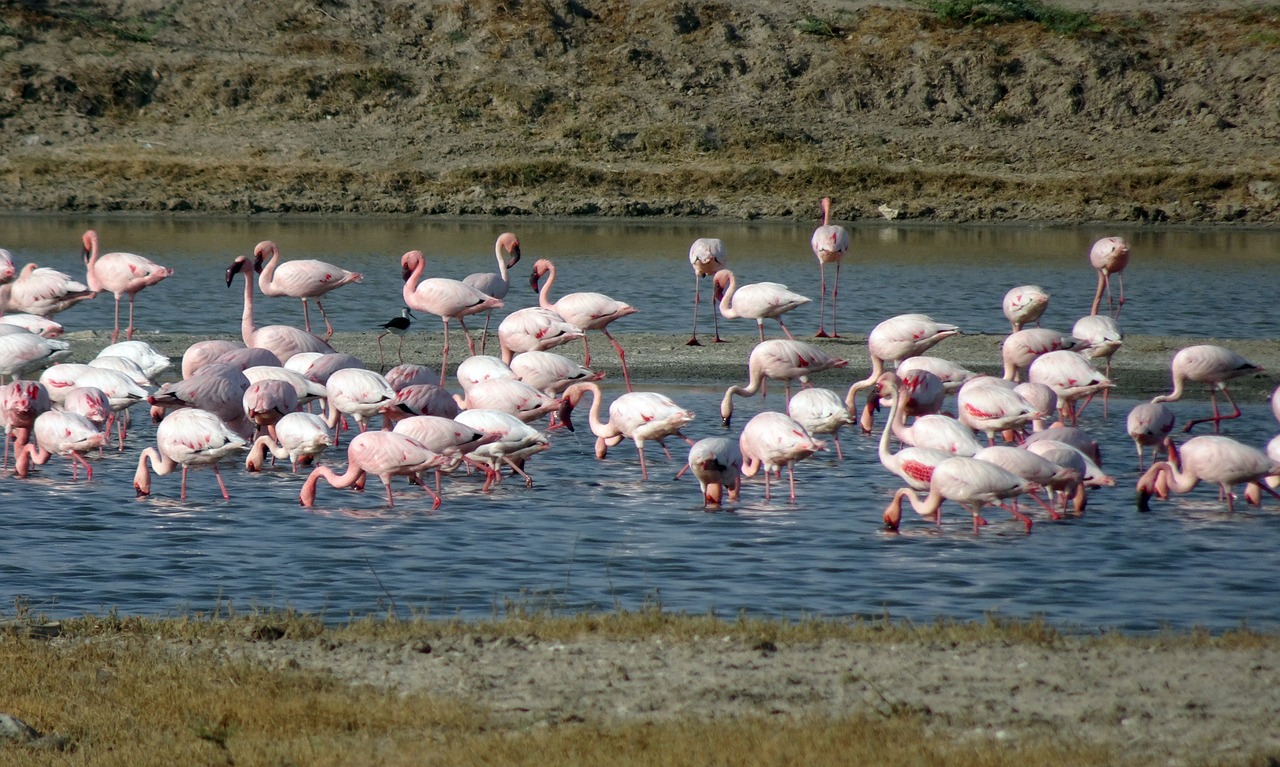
xmin=601 ymin=329 xmax=633 ymax=392
xmin=815 ymin=263 xmax=829 ymax=338
xmin=213 ymin=465 xmax=230 ymax=499
xmin=72 ymin=452 xmax=93 ymax=481
xmin=502 ymin=456 xmax=535 ymax=487
xmin=830 ymin=262 xmax=841 ymax=338
xmin=687 ymin=273 xmax=703 ymax=346
xmin=316 ymin=299 xmax=334 ymax=341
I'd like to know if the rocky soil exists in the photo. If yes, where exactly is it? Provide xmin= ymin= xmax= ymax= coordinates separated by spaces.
xmin=0 ymin=0 xmax=1277 ymax=223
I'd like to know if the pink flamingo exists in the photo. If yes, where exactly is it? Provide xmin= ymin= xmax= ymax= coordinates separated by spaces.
xmin=844 ymin=313 xmax=960 ymax=425
xmin=721 ymin=339 xmax=848 ymax=427
xmin=299 ymin=430 xmax=445 ymax=509
xmin=392 ymin=414 xmax=500 ymax=492
xmin=497 ymin=307 xmax=584 ymax=364
xmin=243 ymin=365 xmax=326 ymax=407
xmin=456 ymin=355 xmax=517 ymax=392
xmin=1088 ymin=236 xmax=1130 ymax=318
xmin=463 ymin=232 xmax=522 ymax=354
xmin=182 ymin=339 xmax=245 ymax=379
xmin=1126 ymin=401 xmax=1176 ymax=470
xmin=453 ymin=378 xmax=563 ymax=424
xmin=81 ymin=229 xmax=173 ymax=342
xmin=974 ymin=445 xmax=1079 ymax=520
xmin=810 ymin=196 xmax=850 ymax=338
xmin=683 ymin=436 xmax=742 ymax=507
xmin=0 ymin=263 xmax=96 ymax=317
xmin=380 ymin=384 xmax=461 ymax=426
xmin=1137 ymin=435 xmax=1280 ymax=512
xmin=956 ymin=381 xmax=1042 ymax=444
xmin=245 ymin=411 xmax=332 ymax=472
xmin=560 ymin=381 xmax=695 ymax=480
xmin=1072 ymin=314 xmax=1124 ymax=416
xmin=454 ymin=408 xmax=551 ymax=490
xmin=1000 ymin=327 xmax=1090 ymax=382
xmin=97 ymin=340 xmax=170 ymax=380
xmin=242 ymin=379 xmax=299 ymax=436
xmin=737 ymin=411 xmax=826 ymax=502
xmin=713 ymin=269 xmax=811 ymax=341
xmin=509 ymin=350 xmax=603 ymax=396
xmin=1027 ymin=350 xmax=1112 ymax=425
xmin=874 ymin=374 xmax=954 ymax=491
xmin=531 ymin=257 xmax=638 ymax=392
xmin=0 ymin=331 xmax=71 ymax=383
xmin=883 ymin=455 xmax=1037 ymax=533
xmin=1 ymin=379 xmax=51 ymax=467
xmin=401 ymin=249 xmax=504 ymax=386
xmin=324 ymin=368 xmax=395 ymax=438
xmin=1002 ymin=285 xmax=1050 ymax=332
xmin=1151 ymin=344 xmax=1262 ymax=433
xmin=0 ymin=314 xmax=63 ymax=338
xmin=254 ymin=240 xmax=363 ymax=340
xmin=14 ymin=410 xmax=105 ymax=480
xmin=687 ymin=237 xmax=727 ymax=346
xmin=148 ymin=362 xmax=252 ymax=437
xmin=0 ymin=249 xmax=14 ymax=283
xmin=877 ymin=373 xmax=983 ymax=457
xmin=385 ymin=364 xmax=438 ymax=392
xmin=226 ymin=256 xmax=335 ymax=364
xmin=861 ymin=366 xmax=946 ymax=434
xmin=133 ymin=408 xmax=248 ymax=500
xmin=897 ymin=356 xmax=978 ymax=394
xmin=787 ymin=387 xmax=854 ymax=460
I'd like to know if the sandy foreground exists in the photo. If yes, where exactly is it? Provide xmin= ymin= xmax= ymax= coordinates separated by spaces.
xmin=37 ymin=328 xmax=1280 ymax=764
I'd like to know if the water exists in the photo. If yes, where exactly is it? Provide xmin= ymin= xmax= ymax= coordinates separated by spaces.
xmin=3 ymin=216 xmax=1280 ymax=633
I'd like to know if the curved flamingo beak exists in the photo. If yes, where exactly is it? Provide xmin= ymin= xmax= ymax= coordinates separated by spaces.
xmin=252 ymin=252 xmax=265 ymax=274
xmin=506 ymin=245 xmax=521 ymax=270
xmin=225 ymin=259 xmax=244 ymax=287
xmin=401 ymin=262 xmax=413 ymax=281
xmin=529 ymin=270 xmax=542 ymax=293
xmin=557 ymin=397 xmax=576 ymax=432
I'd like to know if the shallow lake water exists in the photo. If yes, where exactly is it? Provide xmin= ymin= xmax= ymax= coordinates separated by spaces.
xmin=2 ymin=216 xmax=1279 ymax=633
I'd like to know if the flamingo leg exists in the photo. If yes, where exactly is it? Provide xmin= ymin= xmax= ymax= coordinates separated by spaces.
xmin=213 ymin=465 xmax=230 ymax=499
xmin=815 ymin=262 xmax=829 ymax=338
xmin=581 ymin=335 xmax=593 ymax=368
xmin=502 ymin=456 xmax=535 ymax=487
xmin=1112 ymin=273 xmax=1125 ymax=319
xmin=417 ymin=474 xmax=442 ymax=509
xmin=601 ymin=329 xmax=632 ymax=393
xmin=439 ymin=319 xmax=452 ymax=386
xmin=787 ymin=464 xmax=797 ymax=501
xmin=831 ymin=262 xmax=841 ymax=338
xmin=180 ymin=466 xmax=189 ymax=500
xmin=1184 ymin=387 xmax=1243 ymax=433
xmin=687 ymin=273 xmax=703 ymax=346
xmin=458 ymin=317 xmax=477 ymax=356
xmin=832 ymin=435 xmax=844 ymax=460
xmin=316 ymin=299 xmax=334 ymax=341
xmin=478 ymin=311 xmax=493 ymax=355
xmin=777 ymin=318 xmax=796 ymax=341
xmin=636 ymin=442 xmax=649 ymax=481
xmin=127 ymin=294 xmax=137 ymax=340
xmin=301 ymin=300 xmax=312 ymax=334
xmin=1029 ymin=490 xmax=1062 ymax=520
xmin=71 ymin=452 xmax=93 ymax=481
xmin=112 ymin=296 xmax=123 ymax=343
xmin=997 ymin=500 xmax=1034 ymax=532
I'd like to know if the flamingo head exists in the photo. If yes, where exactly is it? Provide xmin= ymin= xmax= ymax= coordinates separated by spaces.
xmin=252 ymin=241 xmax=277 ymax=271
xmin=498 ymin=232 xmax=521 ymax=269
xmin=529 ymin=258 xmax=553 ymax=292
xmin=711 ymin=270 xmax=731 ymax=301
xmin=225 ymin=255 xmax=250 ymax=286
xmin=1135 ymin=463 xmax=1170 ymax=511
xmin=81 ymin=230 xmax=98 ymax=263
xmin=400 ymin=250 xmax=425 ymax=281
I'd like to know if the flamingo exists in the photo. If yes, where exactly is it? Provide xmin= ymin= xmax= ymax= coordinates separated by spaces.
xmin=376 ymin=308 xmax=414 ymax=368
xmin=299 ymin=430 xmax=445 ymax=509
xmin=0 ymin=249 xmax=14 ymax=283
xmin=845 ymin=314 xmax=960 ymax=419
xmin=245 ymin=411 xmax=333 ymax=472
xmin=324 ymin=367 xmax=395 ymax=439
xmin=89 ymin=354 xmax=155 ymax=388
xmin=878 ymin=373 xmax=983 ymax=457
xmin=497 ymin=307 xmax=584 ymax=364
xmin=1024 ymin=438 xmax=1115 ymax=499
xmin=456 ymin=355 xmax=517 ymax=392
xmin=148 ymin=362 xmax=252 ymax=437
xmin=1023 ymin=426 xmax=1103 ymax=467
xmin=1000 ymin=327 xmax=1090 ymax=382
xmin=0 ymin=314 xmax=63 ymax=338
xmin=737 ymin=411 xmax=826 ymax=501
xmin=1126 ymin=401 xmax=1176 ymax=470
xmin=242 ymin=379 xmax=299 ymax=436
xmin=1072 ymin=314 xmax=1124 ymax=415
xmin=810 ymin=196 xmax=850 ymax=338
xmin=454 ymin=408 xmax=551 ymax=490
xmin=683 ymin=436 xmax=742 ymax=507
xmin=0 ymin=263 xmax=96 ymax=317
xmin=1137 ymin=435 xmax=1280 ymax=512
xmin=462 ymin=232 xmax=521 ymax=354
xmin=380 ymin=384 xmax=461 ymax=425
xmin=57 ymin=386 xmax=111 ymax=434
xmin=46 ymin=365 xmax=149 ymax=449
xmin=1088 ymin=236 xmax=1130 ymax=318
xmin=401 ymin=249 xmax=504 ymax=386
xmin=897 ymin=356 xmax=978 ymax=394
xmin=213 ymin=346 xmax=282 ymax=372
xmin=974 ymin=445 xmax=1079 ymax=520
xmin=1151 ymin=344 xmax=1262 ymax=433
xmin=956 ymin=381 xmax=1042 ymax=444
xmin=787 ymin=387 xmax=855 ymax=460
xmin=81 ymin=229 xmax=173 ymax=342
xmin=861 ymin=367 xmax=946 ymax=434
xmin=531 ymin=257 xmax=638 ymax=392
xmin=1013 ymin=381 xmax=1058 ymax=432
xmin=721 ymin=339 xmax=848 ymax=427
xmin=874 ymin=373 xmax=955 ymax=491
xmin=243 ymin=365 xmax=326 ymax=406
xmin=712 ymin=269 xmax=811 ymax=342
xmin=509 ymin=350 xmax=604 ymax=396
xmin=0 ymin=331 xmax=71 ymax=383
xmin=226 ymin=255 xmax=335 ymax=364
xmin=1 ymin=379 xmax=51 ymax=467
xmin=1002 ymin=285 xmax=1050 ymax=332
xmin=392 ymin=414 xmax=499 ymax=492
xmin=686 ymin=237 xmax=727 ymax=346
xmin=182 ymin=339 xmax=245 ymax=379
xmin=559 ymin=381 xmax=695 ymax=480
xmin=133 ymin=408 xmax=248 ymax=500
xmin=385 ymin=364 xmax=439 ymax=392
xmin=882 ymin=455 xmax=1037 ymax=533
xmin=97 ymin=340 xmax=171 ymax=380
xmin=1027 ymin=350 xmax=1112 ymax=425
xmin=454 ymin=378 xmax=563 ymax=424
xmin=253 ymin=240 xmax=363 ymax=340
xmin=14 ymin=410 xmax=106 ymax=480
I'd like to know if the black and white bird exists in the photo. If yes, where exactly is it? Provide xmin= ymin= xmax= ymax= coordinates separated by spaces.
xmin=377 ymin=308 xmax=414 ymax=369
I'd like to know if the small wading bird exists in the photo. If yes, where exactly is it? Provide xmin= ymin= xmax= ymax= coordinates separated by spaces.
xmin=81 ymin=229 xmax=173 ymax=342
xmin=376 ymin=308 xmax=414 ymax=369
xmin=686 ymin=237 xmax=727 ymax=346
xmin=254 ymin=240 xmax=363 ymax=340
xmin=810 ymin=196 xmax=850 ymax=338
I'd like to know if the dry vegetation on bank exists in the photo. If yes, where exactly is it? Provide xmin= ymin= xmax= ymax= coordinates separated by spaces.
xmin=0 ymin=1 xmax=1277 ymax=223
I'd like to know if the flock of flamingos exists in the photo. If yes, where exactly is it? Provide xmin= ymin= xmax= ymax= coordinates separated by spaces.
xmin=1 ymin=202 xmax=1278 ymax=532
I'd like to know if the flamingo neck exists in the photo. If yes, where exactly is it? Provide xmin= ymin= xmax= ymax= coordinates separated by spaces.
xmin=716 ymin=273 xmax=739 ymax=318
xmin=579 ymin=383 xmax=617 ymax=440
xmin=1151 ymin=376 xmax=1186 ymax=405
xmin=495 ymin=241 xmax=510 ymax=283
xmin=259 ymin=246 xmax=281 ymax=288
xmin=1089 ymin=270 xmax=1108 ymax=316
xmin=240 ymin=265 xmax=258 ymax=344
xmin=536 ymin=263 xmax=558 ymax=312
xmin=877 ymin=384 xmax=903 ymax=465
xmin=402 ymin=257 xmax=424 ymax=306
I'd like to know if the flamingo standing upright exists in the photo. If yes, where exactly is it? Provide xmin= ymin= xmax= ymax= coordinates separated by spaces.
xmin=1002 ymin=285 xmax=1050 ymax=331
xmin=882 ymin=456 xmax=1037 ymax=533
xmin=712 ymin=269 xmax=811 ymax=342
xmin=1137 ymin=435 xmax=1280 ymax=512
xmin=463 ymin=232 xmax=521 ymax=354
xmin=254 ymin=240 xmax=363 ymax=340
xmin=787 ymin=387 xmax=855 ymax=460
xmin=81 ymin=229 xmax=172 ymax=342
xmin=454 ymin=408 xmax=552 ymax=490
xmin=810 ymin=196 xmax=850 ymax=338
xmin=531 ymin=258 xmax=638 ymax=392
xmin=686 ymin=237 xmax=727 ymax=346
xmin=133 ymin=408 xmax=248 ymax=500
xmin=1151 ymin=344 xmax=1262 ymax=433
xmin=1088 ymin=236 xmax=1130 ymax=318
xmin=737 ymin=411 xmax=826 ymax=502
xmin=299 ymin=430 xmax=445 ymax=509
xmin=509 ymin=350 xmax=603 ymax=396
xmin=721 ymin=339 xmax=848 ymax=427
xmin=0 ymin=331 xmax=71 ymax=383
xmin=401 ymin=250 xmax=503 ymax=386
xmin=226 ymin=256 xmax=335 ymax=364
xmin=559 ymin=381 xmax=695 ymax=480
xmin=1027 ymin=350 xmax=1112 ymax=425
xmin=496 ymin=307 xmax=584 ymax=364
xmin=0 ymin=263 xmax=96 ymax=317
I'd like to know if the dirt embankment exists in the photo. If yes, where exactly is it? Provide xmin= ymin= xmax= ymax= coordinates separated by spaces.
xmin=0 ymin=1 xmax=1277 ymax=224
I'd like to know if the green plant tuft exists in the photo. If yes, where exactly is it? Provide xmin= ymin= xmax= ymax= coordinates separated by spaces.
xmin=921 ymin=0 xmax=1099 ymax=35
